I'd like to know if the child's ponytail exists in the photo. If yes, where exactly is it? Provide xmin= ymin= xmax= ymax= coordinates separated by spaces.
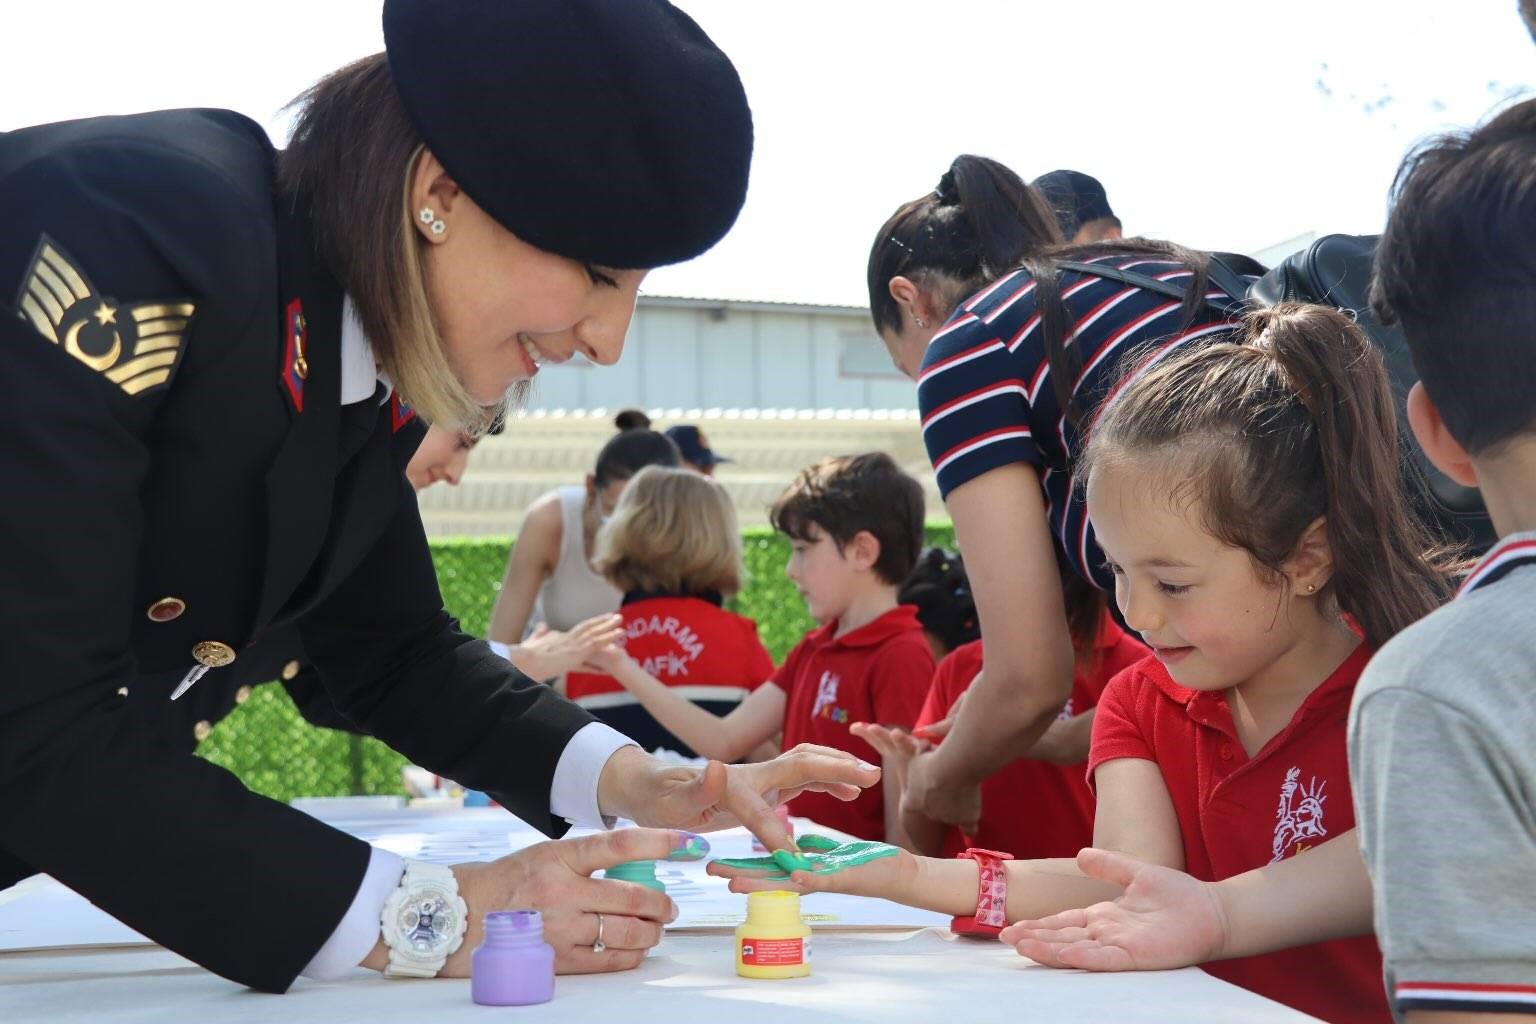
xmin=1250 ymin=305 xmax=1456 ymax=645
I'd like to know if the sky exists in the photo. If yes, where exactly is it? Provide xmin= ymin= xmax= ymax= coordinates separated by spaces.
xmin=5 ymin=0 xmax=1533 ymax=308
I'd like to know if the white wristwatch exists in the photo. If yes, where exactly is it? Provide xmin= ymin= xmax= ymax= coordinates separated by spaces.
xmin=380 ymin=860 xmax=468 ymax=978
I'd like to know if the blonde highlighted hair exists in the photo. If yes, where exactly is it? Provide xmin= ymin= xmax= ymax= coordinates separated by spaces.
xmin=593 ymin=466 xmax=743 ymax=597
xmin=280 ymin=53 xmax=505 ymax=433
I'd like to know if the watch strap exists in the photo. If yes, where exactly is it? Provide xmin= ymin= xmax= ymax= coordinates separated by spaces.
xmin=950 ymin=847 xmax=1013 ymax=937
xmin=382 ymin=860 xmax=466 ymax=979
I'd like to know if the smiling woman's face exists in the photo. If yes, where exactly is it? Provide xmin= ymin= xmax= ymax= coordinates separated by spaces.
xmin=412 ymin=154 xmax=648 ymax=406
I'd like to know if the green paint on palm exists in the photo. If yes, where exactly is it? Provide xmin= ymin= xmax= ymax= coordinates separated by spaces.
xmin=714 ymin=834 xmax=899 ymax=877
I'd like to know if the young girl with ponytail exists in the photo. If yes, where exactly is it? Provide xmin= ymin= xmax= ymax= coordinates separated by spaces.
xmin=715 ymin=304 xmax=1456 ymax=1024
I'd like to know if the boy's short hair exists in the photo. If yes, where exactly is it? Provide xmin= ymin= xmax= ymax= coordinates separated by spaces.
xmin=593 ymin=466 xmax=742 ymax=596
xmin=770 ymin=452 xmax=924 ymax=585
xmin=1372 ymin=98 xmax=1536 ymax=454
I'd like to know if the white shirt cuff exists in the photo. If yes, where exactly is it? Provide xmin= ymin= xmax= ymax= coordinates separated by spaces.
xmin=301 ymin=847 xmax=405 ymax=980
xmin=487 ymin=639 xmax=512 ymax=661
xmin=550 ymin=722 xmax=639 ymax=829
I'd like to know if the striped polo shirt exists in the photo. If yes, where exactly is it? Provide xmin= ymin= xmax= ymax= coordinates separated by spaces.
xmin=917 ymin=254 xmax=1248 ymax=590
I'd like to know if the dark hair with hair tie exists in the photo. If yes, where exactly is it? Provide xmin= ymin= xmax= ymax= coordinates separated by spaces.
xmin=867 ymin=154 xmax=1062 ymax=336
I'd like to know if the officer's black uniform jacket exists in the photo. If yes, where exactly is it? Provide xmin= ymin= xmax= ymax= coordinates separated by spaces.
xmin=0 ymin=109 xmax=598 ymax=992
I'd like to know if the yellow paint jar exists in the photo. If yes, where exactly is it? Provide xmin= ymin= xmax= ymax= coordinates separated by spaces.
xmin=735 ymin=890 xmax=812 ymax=979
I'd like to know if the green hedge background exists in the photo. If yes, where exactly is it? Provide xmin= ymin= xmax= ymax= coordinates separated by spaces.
xmin=198 ymin=523 xmax=956 ymax=803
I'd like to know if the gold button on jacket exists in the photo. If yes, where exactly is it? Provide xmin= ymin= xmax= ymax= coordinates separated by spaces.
xmin=192 ymin=641 xmax=236 ymax=668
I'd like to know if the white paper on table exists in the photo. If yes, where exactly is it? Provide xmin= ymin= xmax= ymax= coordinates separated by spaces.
xmin=0 ymin=876 xmax=152 ymax=952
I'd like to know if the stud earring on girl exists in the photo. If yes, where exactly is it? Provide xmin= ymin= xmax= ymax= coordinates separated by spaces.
xmin=418 ymin=206 xmax=447 ymax=237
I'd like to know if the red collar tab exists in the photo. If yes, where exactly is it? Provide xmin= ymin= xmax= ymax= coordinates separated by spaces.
xmin=390 ymin=391 xmax=416 ymax=433
xmin=950 ymin=847 xmax=1014 ymax=937
xmin=281 ymin=298 xmax=307 ymax=413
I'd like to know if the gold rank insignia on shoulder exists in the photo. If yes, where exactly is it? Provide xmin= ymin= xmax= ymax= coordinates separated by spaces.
xmin=14 ymin=234 xmax=195 ymax=398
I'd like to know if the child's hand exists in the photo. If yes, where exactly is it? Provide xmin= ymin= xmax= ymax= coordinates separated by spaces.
xmin=584 ymin=639 xmax=634 ymax=677
xmin=708 ymin=834 xmax=914 ymax=900
xmin=512 ymin=614 xmax=626 ymax=679
xmin=999 ymin=848 xmax=1229 ymax=971
xmin=849 ymin=723 xmax=930 ymax=789
xmin=854 ymin=724 xmax=921 ymax=773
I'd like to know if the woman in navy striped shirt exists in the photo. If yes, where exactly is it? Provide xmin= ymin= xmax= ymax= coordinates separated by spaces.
xmin=869 ymin=155 xmax=1250 ymax=827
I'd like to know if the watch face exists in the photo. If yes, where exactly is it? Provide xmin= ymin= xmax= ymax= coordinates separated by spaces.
xmin=398 ymin=884 xmax=460 ymax=955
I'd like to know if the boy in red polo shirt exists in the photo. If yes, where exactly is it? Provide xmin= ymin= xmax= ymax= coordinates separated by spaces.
xmin=592 ymin=453 xmax=933 ymax=843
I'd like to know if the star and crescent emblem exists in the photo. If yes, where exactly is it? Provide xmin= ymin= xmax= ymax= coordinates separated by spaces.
xmin=14 ymin=235 xmax=195 ymax=397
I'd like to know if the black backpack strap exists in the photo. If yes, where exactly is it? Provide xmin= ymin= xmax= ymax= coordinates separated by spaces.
xmin=1052 ymin=260 xmax=1192 ymax=303
xmin=1204 ymin=256 xmax=1258 ymax=315
xmin=1053 ymin=257 xmax=1253 ymax=319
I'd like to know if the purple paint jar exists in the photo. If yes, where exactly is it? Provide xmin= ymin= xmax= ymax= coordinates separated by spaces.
xmin=471 ymin=910 xmax=556 ymax=1006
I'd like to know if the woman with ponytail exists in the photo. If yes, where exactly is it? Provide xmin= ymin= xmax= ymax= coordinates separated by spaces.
xmin=716 ymin=305 xmax=1453 ymax=1024
xmin=867 ymin=155 xmax=1255 ymax=830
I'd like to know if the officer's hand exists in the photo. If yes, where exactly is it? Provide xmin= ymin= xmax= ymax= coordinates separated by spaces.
xmin=598 ymin=745 xmax=879 ymax=854
xmin=436 ymin=828 xmax=706 ymax=976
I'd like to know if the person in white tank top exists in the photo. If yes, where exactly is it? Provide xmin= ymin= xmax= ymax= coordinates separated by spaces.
xmin=487 ymin=422 xmax=680 ymax=680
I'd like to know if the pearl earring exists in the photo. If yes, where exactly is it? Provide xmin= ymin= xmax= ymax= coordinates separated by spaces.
xmin=418 ymin=206 xmax=447 ymax=237
xmin=1305 ymin=583 xmax=1317 ymax=594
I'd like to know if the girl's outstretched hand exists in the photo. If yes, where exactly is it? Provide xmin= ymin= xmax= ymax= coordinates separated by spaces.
xmin=1000 ymin=848 xmax=1229 ymax=971
xmin=707 ymin=834 xmax=914 ymax=901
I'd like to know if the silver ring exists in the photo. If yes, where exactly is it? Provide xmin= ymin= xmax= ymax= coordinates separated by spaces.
xmin=592 ymin=913 xmax=606 ymax=954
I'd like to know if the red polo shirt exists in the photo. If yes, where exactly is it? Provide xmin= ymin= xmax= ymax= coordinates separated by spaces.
xmin=1089 ymin=645 xmax=1387 ymax=1024
xmin=566 ymin=594 xmax=774 ymax=756
xmin=778 ymin=604 xmax=934 ymax=840
xmin=915 ymin=617 xmax=1147 ymax=859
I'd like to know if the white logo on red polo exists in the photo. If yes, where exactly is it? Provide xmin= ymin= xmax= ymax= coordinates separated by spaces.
xmin=1271 ymin=766 xmax=1328 ymax=863
xmin=811 ymin=671 xmax=846 ymax=723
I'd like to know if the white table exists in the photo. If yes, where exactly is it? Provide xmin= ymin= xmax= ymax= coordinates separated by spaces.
xmin=0 ymin=805 xmax=1321 ymax=1022
xmin=0 ymin=929 xmax=1322 ymax=1023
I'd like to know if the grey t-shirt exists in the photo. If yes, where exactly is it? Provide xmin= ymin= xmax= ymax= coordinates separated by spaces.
xmin=1349 ymin=532 xmax=1536 ymax=1021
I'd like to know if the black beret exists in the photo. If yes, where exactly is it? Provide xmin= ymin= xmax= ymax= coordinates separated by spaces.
xmin=384 ymin=0 xmax=752 ymax=270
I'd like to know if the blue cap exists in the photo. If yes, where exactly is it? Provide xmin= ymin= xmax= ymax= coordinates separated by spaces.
xmin=664 ymin=424 xmax=732 ymax=467
xmin=1032 ymin=169 xmax=1117 ymax=236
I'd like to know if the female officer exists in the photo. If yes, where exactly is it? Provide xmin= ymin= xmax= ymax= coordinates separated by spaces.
xmin=0 ymin=0 xmax=877 ymax=994
xmin=864 ymin=155 xmax=1251 ymax=829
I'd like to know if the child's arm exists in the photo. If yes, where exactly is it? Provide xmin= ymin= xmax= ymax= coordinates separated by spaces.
xmin=710 ymin=839 xmax=1120 ymax=923
xmin=710 ymin=754 xmax=1184 ymax=923
xmin=852 ymin=722 xmax=946 ymax=855
xmin=1000 ymin=830 xmax=1373 ymax=971
xmin=1023 ymin=709 xmax=1096 ymax=766
xmin=595 ymin=646 xmax=785 ymax=763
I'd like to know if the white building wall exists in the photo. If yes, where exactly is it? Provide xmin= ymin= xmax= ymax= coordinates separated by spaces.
xmin=522 ymin=297 xmax=910 ymax=412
